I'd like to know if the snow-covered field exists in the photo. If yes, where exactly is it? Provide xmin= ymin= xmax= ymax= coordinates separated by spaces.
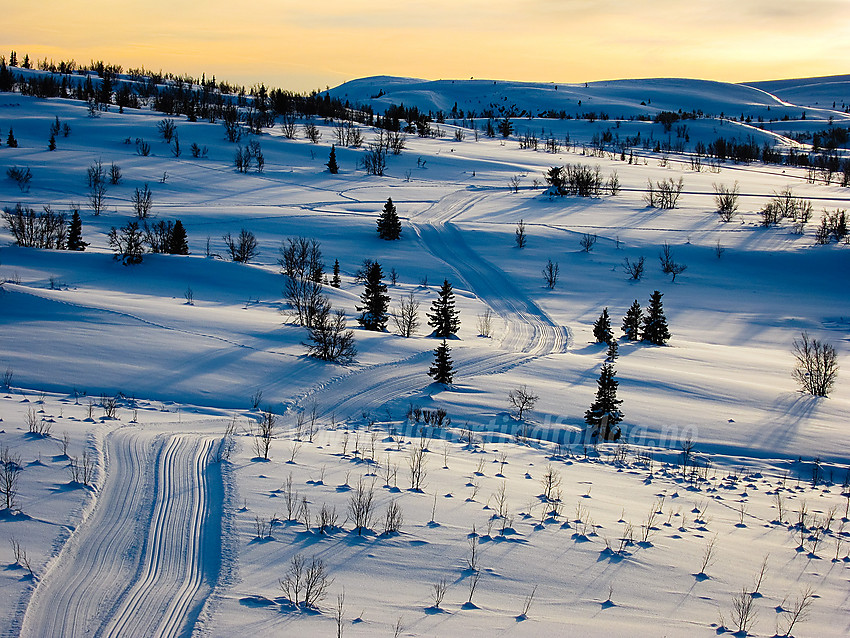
xmin=0 ymin=73 xmax=848 ymax=637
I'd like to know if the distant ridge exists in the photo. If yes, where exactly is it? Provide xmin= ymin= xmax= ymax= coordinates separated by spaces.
xmin=327 ymin=75 xmax=849 ymax=121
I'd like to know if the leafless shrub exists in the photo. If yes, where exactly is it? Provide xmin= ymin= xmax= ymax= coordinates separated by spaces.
xmin=252 ymin=411 xmax=276 ymax=460
xmin=362 ymin=144 xmax=386 ymax=176
xmin=778 ymin=585 xmax=815 ymax=637
xmin=730 ymin=587 xmax=757 ymax=635
xmin=659 ymin=242 xmax=687 ymax=282
xmin=515 ymin=218 xmax=527 ymax=247
xmin=7 ymin=166 xmax=32 ymax=191
xmin=348 ymin=477 xmax=376 ymax=534
xmin=644 ymin=177 xmax=684 ymax=208
xmin=392 ymin=292 xmax=420 ymax=337
xmin=579 ymin=233 xmax=597 ymax=252
xmin=519 ymin=585 xmax=537 ymax=618
xmin=773 ymin=492 xmax=785 ymax=523
xmin=698 ymin=534 xmax=718 ymax=576
xmin=792 ymin=331 xmax=839 ymax=397
xmin=9 ymin=538 xmax=33 ymax=577
xmin=540 ymin=465 xmax=561 ymax=503
xmin=101 ymin=394 xmax=118 ymax=419
xmin=316 ymin=503 xmax=339 ymax=534
xmin=2 ymin=204 xmax=68 ymax=249
xmin=752 ymin=554 xmax=769 ymax=595
xmin=279 ymin=554 xmax=333 ymax=609
xmin=303 ymin=121 xmax=321 ymax=143
xmin=132 ymin=183 xmax=153 ymax=219
xmin=88 ymin=181 xmax=106 ymax=216
xmin=460 ymin=563 xmax=479 ymax=605
xmin=333 ymin=590 xmax=345 ymax=637
xmin=622 ymin=256 xmax=645 ymax=280
xmin=248 ymin=390 xmax=263 ymax=412
xmin=382 ymin=500 xmax=403 ymax=535
xmin=542 ymin=259 xmax=559 ymax=289
xmin=223 ymin=229 xmax=258 ymax=263
xmin=135 ymin=138 xmax=151 ymax=156
xmin=477 ymin=308 xmax=494 ymax=338
xmin=334 ymin=121 xmax=363 ymax=147
xmin=408 ymin=442 xmax=428 ymax=491
xmin=508 ymin=385 xmax=538 ymax=420
xmin=431 ymin=578 xmax=448 ymax=608
xmin=714 ymin=182 xmax=739 ymax=221
xmin=304 ymin=306 xmax=357 ymax=364
xmin=280 ymin=112 xmax=297 ymax=139
xmin=640 ymin=498 xmax=664 ymax=543
xmin=494 ymin=482 xmax=510 ymax=530
xmin=466 ymin=526 xmax=480 ymax=570
xmin=68 ymin=449 xmax=96 ymax=486
xmin=0 ymin=447 xmax=22 ymax=510
xmin=25 ymin=407 xmax=51 ymax=437
xmin=86 ymin=159 xmax=105 ymax=188
xmin=157 ymin=118 xmax=176 ymax=143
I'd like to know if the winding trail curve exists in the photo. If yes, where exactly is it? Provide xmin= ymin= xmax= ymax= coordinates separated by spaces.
xmin=297 ymin=187 xmax=571 ymax=420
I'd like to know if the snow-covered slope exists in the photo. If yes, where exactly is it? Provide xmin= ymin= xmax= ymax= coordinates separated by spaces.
xmin=746 ymin=75 xmax=850 ymax=111
xmin=0 ymin=75 xmax=848 ymax=637
xmin=328 ymin=75 xmax=850 ymax=123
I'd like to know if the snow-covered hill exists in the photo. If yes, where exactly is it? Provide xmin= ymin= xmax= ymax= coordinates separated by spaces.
xmin=328 ymin=75 xmax=850 ymax=123
xmin=0 ymin=73 xmax=848 ymax=637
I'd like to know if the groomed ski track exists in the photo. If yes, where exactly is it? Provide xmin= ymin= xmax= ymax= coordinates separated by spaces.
xmin=296 ymin=188 xmax=571 ymax=420
xmin=20 ymin=430 xmax=222 ymax=638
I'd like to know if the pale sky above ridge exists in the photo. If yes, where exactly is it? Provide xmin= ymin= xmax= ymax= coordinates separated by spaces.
xmin=5 ymin=0 xmax=849 ymax=91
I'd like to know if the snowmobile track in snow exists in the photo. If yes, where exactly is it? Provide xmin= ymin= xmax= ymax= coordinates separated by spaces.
xmin=20 ymin=430 xmax=222 ymax=638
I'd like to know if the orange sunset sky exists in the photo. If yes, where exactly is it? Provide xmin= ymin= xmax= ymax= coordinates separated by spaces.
xmin=5 ymin=0 xmax=850 ymax=91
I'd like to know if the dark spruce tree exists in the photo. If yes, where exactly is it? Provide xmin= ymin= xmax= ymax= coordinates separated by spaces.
xmin=606 ymin=339 xmax=619 ymax=362
xmin=168 ymin=219 xmax=189 ymax=255
xmin=427 ymin=279 xmax=461 ymax=338
xmin=376 ymin=197 xmax=401 ymax=240
xmin=592 ymin=307 xmax=613 ymax=344
xmin=356 ymin=261 xmax=390 ymax=331
xmin=67 ymin=211 xmax=87 ymax=251
xmin=584 ymin=363 xmax=623 ymax=441
xmin=6 ymin=128 xmax=17 ymax=148
xmin=327 ymin=144 xmax=339 ymax=174
xmin=48 ymin=133 xmax=56 ymax=151
xmin=621 ymin=300 xmax=643 ymax=341
xmin=428 ymin=340 xmax=454 ymax=384
xmin=331 ymin=259 xmax=341 ymax=288
xmin=0 ymin=60 xmax=13 ymax=93
xmin=641 ymin=290 xmax=671 ymax=345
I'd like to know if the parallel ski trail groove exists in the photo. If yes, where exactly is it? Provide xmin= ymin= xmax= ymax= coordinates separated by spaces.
xmin=20 ymin=431 xmax=220 ymax=638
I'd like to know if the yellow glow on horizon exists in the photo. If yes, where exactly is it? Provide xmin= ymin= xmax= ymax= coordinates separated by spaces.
xmin=4 ymin=1 xmax=850 ymax=92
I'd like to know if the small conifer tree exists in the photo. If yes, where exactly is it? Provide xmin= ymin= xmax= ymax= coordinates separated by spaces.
xmin=592 ymin=308 xmax=613 ymax=344
xmin=606 ymin=339 xmax=619 ymax=362
xmin=327 ymin=144 xmax=339 ymax=174
xmin=376 ymin=197 xmax=402 ymax=240
xmin=169 ymin=219 xmax=189 ymax=255
xmin=641 ymin=290 xmax=671 ymax=345
xmin=356 ymin=261 xmax=390 ymax=331
xmin=584 ymin=363 xmax=623 ymax=441
xmin=6 ymin=128 xmax=17 ymax=148
xmin=429 ymin=340 xmax=454 ymax=384
xmin=48 ymin=133 xmax=56 ymax=151
xmin=427 ymin=279 xmax=461 ymax=338
xmin=331 ymin=259 xmax=341 ymax=288
xmin=67 ymin=211 xmax=87 ymax=251
xmin=621 ymin=300 xmax=643 ymax=341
